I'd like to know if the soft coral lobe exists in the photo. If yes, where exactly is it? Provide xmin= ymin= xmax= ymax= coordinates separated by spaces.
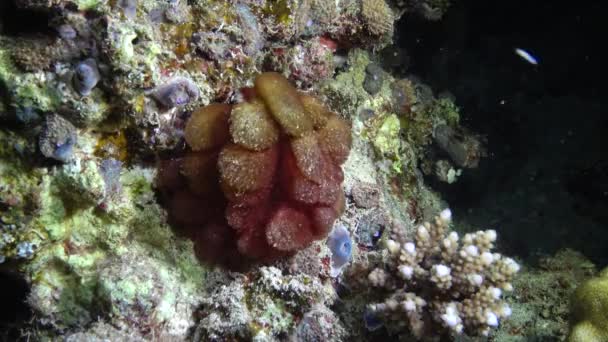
xmin=157 ymin=72 xmax=351 ymax=267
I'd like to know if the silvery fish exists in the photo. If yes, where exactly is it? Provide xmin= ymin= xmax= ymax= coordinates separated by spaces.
xmin=514 ymin=48 xmax=539 ymax=65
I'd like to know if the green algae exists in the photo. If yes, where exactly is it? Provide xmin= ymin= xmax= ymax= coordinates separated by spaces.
xmin=75 ymin=0 xmax=102 ymax=11
xmin=0 ymin=44 xmax=110 ymax=126
xmin=5 ymin=156 xmax=207 ymax=331
xmin=491 ymin=249 xmax=595 ymax=341
xmin=371 ymin=114 xmax=402 ymax=173
xmin=262 ymin=0 xmax=292 ymax=25
xmin=0 ymin=130 xmax=45 ymax=260
xmin=0 ymin=46 xmax=61 ymax=114
xmin=427 ymin=97 xmax=461 ymax=127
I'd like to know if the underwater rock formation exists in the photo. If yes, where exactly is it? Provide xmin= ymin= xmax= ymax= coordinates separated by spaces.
xmin=72 ymin=58 xmax=100 ymax=96
xmin=1 ymin=0 xmax=565 ymax=341
xmin=38 ymin=113 xmax=77 ymax=162
xmin=434 ymin=123 xmax=485 ymax=168
xmin=152 ymin=76 xmax=200 ymax=108
xmin=193 ymin=266 xmax=345 ymax=340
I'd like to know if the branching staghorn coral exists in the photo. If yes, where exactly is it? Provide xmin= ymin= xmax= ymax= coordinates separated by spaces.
xmin=359 ymin=209 xmax=519 ymax=339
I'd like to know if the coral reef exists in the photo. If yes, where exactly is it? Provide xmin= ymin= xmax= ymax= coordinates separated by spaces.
xmin=568 ymin=266 xmax=608 ymax=342
xmin=321 ymin=49 xmax=471 ymax=231
xmin=39 ymin=113 xmax=77 ymax=162
xmin=64 ymin=321 xmax=146 ymax=341
xmin=24 ymin=164 xmax=206 ymax=338
xmin=434 ymin=123 xmax=485 ymax=169
xmin=349 ymin=209 xmax=519 ymax=339
xmin=72 ymin=58 xmax=100 ymax=96
xmin=493 ymin=249 xmax=594 ymax=341
xmin=3 ymin=0 xmax=575 ymax=341
xmin=362 ymin=63 xmax=385 ymax=96
xmin=193 ymin=266 xmax=345 ymax=341
xmin=151 ymin=76 xmax=200 ymax=108
xmin=361 ymin=0 xmax=394 ymax=37
xmin=0 ymin=126 xmax=205 ymax=338
xmin=157 ymin=72 xmax=352 ymax=265
xmin=265 ymin=36 xmax=337 ymax=89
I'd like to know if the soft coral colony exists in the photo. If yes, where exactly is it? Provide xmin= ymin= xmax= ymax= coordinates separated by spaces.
xmin=157 ymin=72 xmax=352 ymax=266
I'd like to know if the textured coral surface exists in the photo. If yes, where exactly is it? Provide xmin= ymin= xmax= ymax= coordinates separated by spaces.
xmin=569 ymin=267 xmax=608 ymax=342
xmin=355 ymin=209 xmax=519 ymax=338
xmin=158 ymin=72 xmax=352 ymax=266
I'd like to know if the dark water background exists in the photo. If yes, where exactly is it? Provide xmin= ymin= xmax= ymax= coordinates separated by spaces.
xmin=397 ymin=0 xmax=608 ymax=266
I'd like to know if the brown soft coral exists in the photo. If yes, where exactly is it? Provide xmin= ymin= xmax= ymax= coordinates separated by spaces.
xmin=157 ymin=72 xmax=351 ymax=267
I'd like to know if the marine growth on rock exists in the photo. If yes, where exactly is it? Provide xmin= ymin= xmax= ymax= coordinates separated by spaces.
xmin=157 ymin=72 xmax=352 ymax=267
xmin=327 ymin=224 xmax=353 ymax=277
xmin=152 ymin=76 xmax=200 ymax=108
xmin=73 ymin=58 xmax=100 ymax=96
xmin=39 ymin=114 xmax=77 ymax=162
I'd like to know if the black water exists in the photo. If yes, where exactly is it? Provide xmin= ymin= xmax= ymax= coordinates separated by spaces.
xmin=398 ymin=0 xmax=608 ymax=266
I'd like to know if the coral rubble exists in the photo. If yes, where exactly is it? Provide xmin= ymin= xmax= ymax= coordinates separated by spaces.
xmin=193 ymin=266 xmax=345 ymax=341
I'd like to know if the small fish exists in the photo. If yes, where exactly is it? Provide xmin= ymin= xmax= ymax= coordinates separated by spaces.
xmin=514 ymin=48 xmax=539 ymax=65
